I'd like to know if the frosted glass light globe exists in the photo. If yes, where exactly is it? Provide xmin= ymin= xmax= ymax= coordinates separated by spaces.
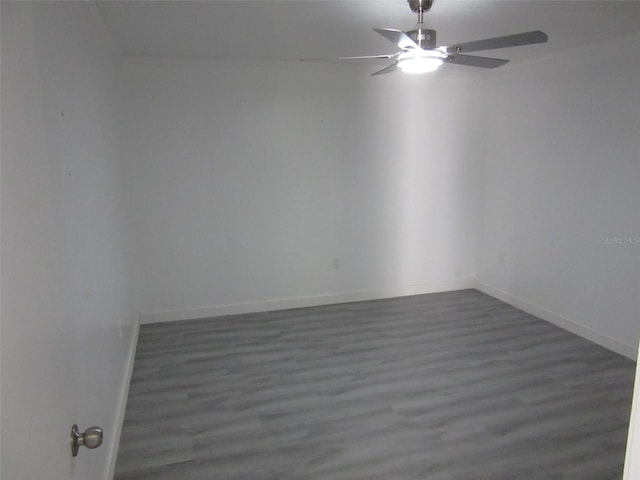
xmin=397 ymin=50 xmax=444 ymax=74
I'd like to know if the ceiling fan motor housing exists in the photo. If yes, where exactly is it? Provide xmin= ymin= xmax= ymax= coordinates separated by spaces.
xmin=408 ymin=0 xmax=434 ymax=13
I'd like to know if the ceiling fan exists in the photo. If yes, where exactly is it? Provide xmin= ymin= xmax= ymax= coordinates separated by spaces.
xmin=303 ymin=0 xmax=548 ymax=75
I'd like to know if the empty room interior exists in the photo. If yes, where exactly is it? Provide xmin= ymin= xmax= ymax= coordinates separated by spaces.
xmin=2 ymin=1 xmax=640 ymax=479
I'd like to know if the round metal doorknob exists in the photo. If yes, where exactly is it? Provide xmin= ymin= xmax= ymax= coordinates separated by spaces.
xmin=71 ymin=424 xmax=103 ymax=457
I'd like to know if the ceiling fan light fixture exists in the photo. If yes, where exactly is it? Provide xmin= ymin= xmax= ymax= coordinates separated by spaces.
xmin=397 ymin=51 xmax=443 ymax=74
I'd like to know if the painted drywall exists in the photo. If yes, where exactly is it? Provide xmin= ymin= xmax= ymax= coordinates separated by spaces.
xmin=120 ymin=60 xmax=478 ymax=321
xmin=475 ymin=33 xmax=640 ymax=358
xmin=1 ymin=3 xmax=137 ymax=479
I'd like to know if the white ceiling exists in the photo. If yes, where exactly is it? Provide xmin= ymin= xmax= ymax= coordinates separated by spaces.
xmin=96 ymin=0 xmax=640 ymax=67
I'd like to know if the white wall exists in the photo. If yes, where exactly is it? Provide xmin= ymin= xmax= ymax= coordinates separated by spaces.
xmin=476 ymin=33 xmax=640 ymax=358
xmin=1 ymin=3 xmax=137 ymax=479
xmin=121 ymin=60 xmax=478 ymax=322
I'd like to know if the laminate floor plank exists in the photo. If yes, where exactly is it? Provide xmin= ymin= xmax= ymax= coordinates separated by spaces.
xmin=115 ymin=289 xmax=635 ymax=479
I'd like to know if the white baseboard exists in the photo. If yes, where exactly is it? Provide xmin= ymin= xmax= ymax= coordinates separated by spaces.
xmin=476 ymin=282 xmax=637 ymax=360
xmin=135 ymin=279 xmax=636 ymax=358
xmin=623 ymin=338 xmax=640 ymax=479
xmin=105 ymin=316 xmax=140 ymax=480
xmin=139 ymin=278 xmax=476 ymax=324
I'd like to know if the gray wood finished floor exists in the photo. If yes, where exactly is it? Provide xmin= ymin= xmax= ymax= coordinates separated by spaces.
xmin=115 ymin=289 xmax=635 ymax=480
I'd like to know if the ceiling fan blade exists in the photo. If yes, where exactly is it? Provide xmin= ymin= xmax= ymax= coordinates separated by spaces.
xmin=300 ymin=54 xmax=397 ymax=62
xmin=371 ymin=63 xmax=399 ymax=76
xmin=445 ymin=54 xmax=509 ymax=68
xmin=337 ymin=54 xmax=397 ymax=60
xmin=446 ymin=30 xmax=548 ymax=54
xmin=373 ymin=28 xmax=420 ymax=50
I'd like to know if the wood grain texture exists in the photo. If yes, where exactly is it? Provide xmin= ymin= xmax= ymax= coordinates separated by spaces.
xmin=115 ymin=289 xmax=635 ymax=479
